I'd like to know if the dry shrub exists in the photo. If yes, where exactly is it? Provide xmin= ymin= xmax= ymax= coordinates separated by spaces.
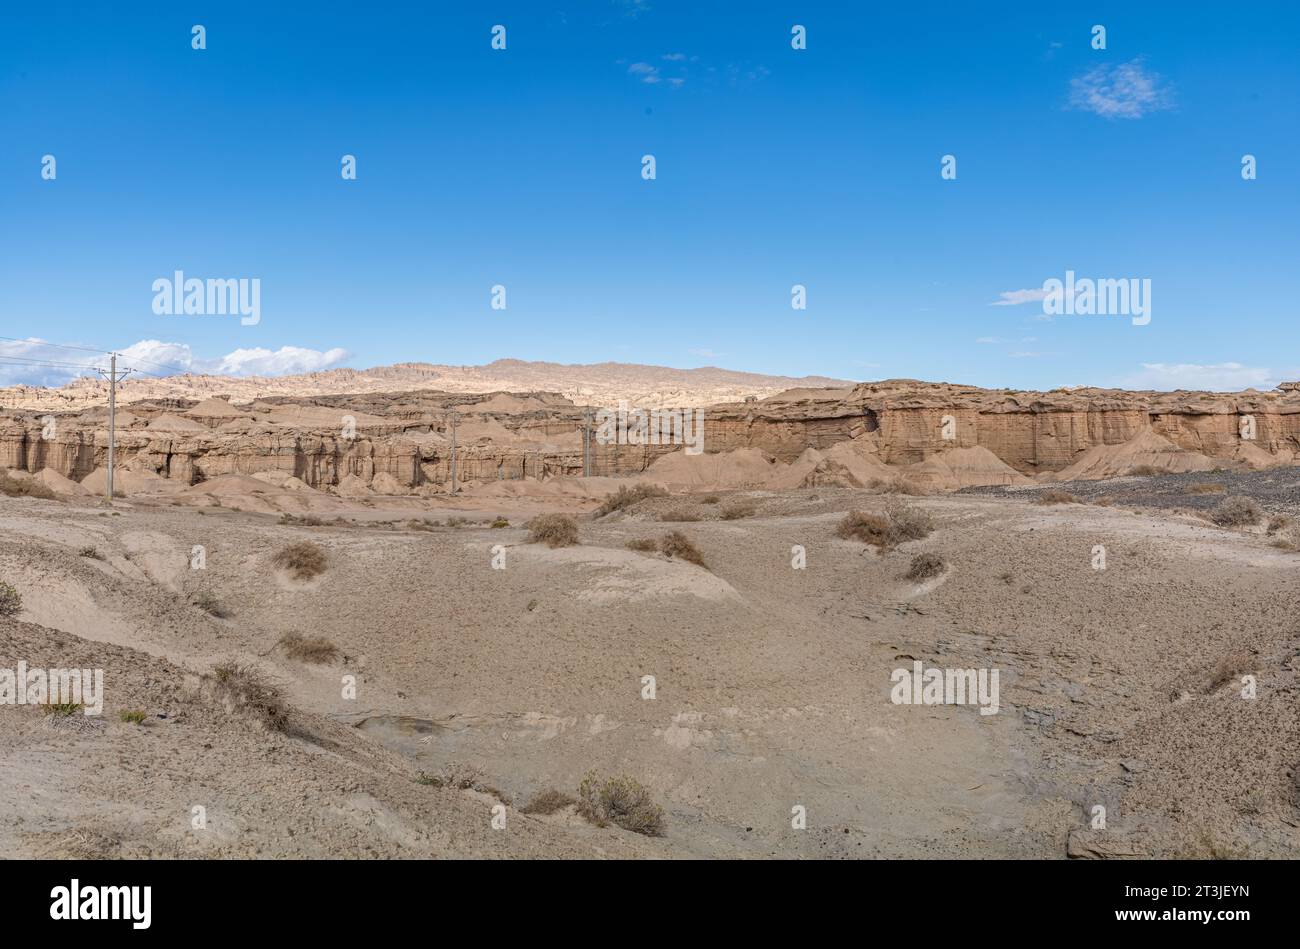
xmin=595 ymin=483 xmax=668 ymax=517
xmin=658 ymin=531 xmax=707 ymax=568
xmin=838 ymin=501 xmax=933 ymax=549
xmin=1270 ymin=521 xmax=1300 ymax=552
xmin=1205 ymin=653 xmax=1253 ymax=693
xmin=1128 ymin=464 xmax=1161 ymax=476
xmin=414 ymin=765 xmax=509 ymax=802
xmin=0 ymin=581 xmax=22 ymax=617
xmin=206 ymin=662 xmax=289 ymax=732
xmin=576 ymin=770 xmax=665 ymax=837
xmin=700 ymin=495 xmax=721 ymax=504
xmin=885 ymin=499 xmax=934 ymax=542
xmin=624 ymin=537 xmax=658 ymax=552
xmin=884 ymin=477 xmax=929 ymax=496
xmin=657 ymin=508 xmax=701 ymax=522
xmin=279 ymin=513 xmax=325 ymax=527
xmin=520 ymin=789 xmax=577 ymax=815
xmin=720 ymin=499 xmax=758 ymax=520
xmin=490 ymin=516 xmax=509 ymax=528
xmin=1093 ymin=496 xmax=1116 ymax=507
xmin=526 ymin=513 xmax=579 ymax=548
xmin=1185 ymin=482 xmax=1226 ymax=495
xmin=836 ymin=511 xmax=891 ymax=546
xmin=904 ymin=552 xmax=946 ymax=581
xmin=192 ymin=590 xmax=229 ymax=618
xmin=1207 ymin=496 xmax=1262 ymax=528
xmin=79 ymin=546 xmax=104 ymax=560
xmin=1036 ymin=489 xmax=1079 ymax=505
xmin=1266 ymin=515 xmax=1290 ymax=534
xmin=271 ymin=541 xmax=328 ymax=579
xmin=118 ymin=710 xmax=147 ymax=725
xmin=278 ymin=632 xmax=339 ymax=664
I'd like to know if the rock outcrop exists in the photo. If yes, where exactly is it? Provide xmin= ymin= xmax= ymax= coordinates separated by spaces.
xmin=2 ymin=380 xmax=1298 ymax=496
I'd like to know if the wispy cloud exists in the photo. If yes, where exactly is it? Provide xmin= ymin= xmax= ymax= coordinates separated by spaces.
xmin=990 ymin=288 xmax=1049 ymax=307
xmin=627 ymin=61 xmax=661 ymax=84
xmin=0 ymin=337 xmax=349 ymax=386
xmin=1121 ymin=362 xmax=1280 ymax=392
xmin=1069 ymin=58 xmax=1174 ymax=119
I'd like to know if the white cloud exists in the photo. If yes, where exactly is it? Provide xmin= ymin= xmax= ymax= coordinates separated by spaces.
xmin=627 ymin=62 xmax=661 ymax=83
xmin=1069 ymin=58 xmax=1173 ymax=119
xmin=0 ymin=337 xmax=349 ymax=386
xmin=990 ymin=288 xmax=1050 ymax=307
xmin=661 ymin=53 xmax=686 ymax=61
xmin=1122 ymin=362 xmax=1278 ymax=392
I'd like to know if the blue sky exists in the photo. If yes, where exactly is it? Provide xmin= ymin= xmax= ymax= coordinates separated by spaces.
xmin=1 ymin=1 xmax=1297 ymax=390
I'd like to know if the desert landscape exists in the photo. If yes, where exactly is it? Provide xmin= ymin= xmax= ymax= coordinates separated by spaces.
xmin=2 ymin=362 xmax=1297 ymax=859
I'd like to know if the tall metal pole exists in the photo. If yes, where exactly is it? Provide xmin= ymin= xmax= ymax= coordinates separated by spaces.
xmin=95 ymin=354 xmax=133 ymax=502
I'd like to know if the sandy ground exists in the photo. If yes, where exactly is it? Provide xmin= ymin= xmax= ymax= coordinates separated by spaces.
xmin=1 ymin=480 xmax=1297 ymax=859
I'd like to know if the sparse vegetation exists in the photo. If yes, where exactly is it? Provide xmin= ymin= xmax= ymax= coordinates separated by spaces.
xmin=700 ymin=494 xmax=720 ymax=504
xmin=658 ymin=530 xmax=707 ymax=568
xmin=1206 ymin=496 xmax=1262 ymax=528
xmin=576 ymin=770 xmax=665 ymax=837
xmin=278 ymin=632 xmax=339 ymax=664
xmin=1128 ymin=464 xmax=1161 ymax=477
xmin=0 ymin=581 xmax=22 ymax=617
xmin=624 ymin=537 xmax=658 ymax=552
xmin=720 ymin=499 xmax=758 ymax=520
xmin=271 ymin=541 xmax=329 ymax=579
xmin=526 ymin=513 xmax=579 ymax=548
xmin=414 ymin=765 xmax=509 ymax=802
xmin=118 ymin=710 xmax=147 ymax=725
xmin=79 ymin=546 xmax=104 ymax=560
xmin=0 ymin=470 xmax=57 ymax=500
xmin=43 ymin=701 xmax=83 ymax=717
xmin=904 ymin=552 xmax=946 ymax=581
xmin=1185 ymin=482 xmax=1226 ymax=495
xmin=206 ymin=662 xmax=289 ymax=732
xmin=1205 ymin=653 xmax=1253 ymax=693
xmin=520 ymin=789 xmax=578 ymax=815
xmin=837 ymin=500 xmax=935 ymax=550
xmin=657 ymin=508 xmax=701 ymax=522
xmin=595 ymin=483 xmax=668 ymax=517
xmin=490 ymin=516 xmax=510 ymax=528
xmin=279 ymin=513 xmax=325 ymax=527
xmin=192 ymin=590 xmax=228 ymax=618
xmin=1036 ymin=489 xmax=1079 ymax=505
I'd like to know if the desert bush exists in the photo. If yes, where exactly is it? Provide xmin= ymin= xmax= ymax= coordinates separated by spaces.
xmin=78 ymin=546 xmax=104 ymax=560
xmin=490 ymin=516 xmax=510 ymax=528
xmin=1207 ymin=496 xmax=1262 ymax=528
xmin=1128 ymin=464 xmax=1161 ymax=476
xmin=885 ymin=499 xmax=934 ymax=542
xmin=657 ymin=508 xmax=701 ymax=522
xmin=1266 ymin=515 xmax=1290 ymax=534
xmin=837 ymin=502 xmax=933 ymax=549
xmin=526 ymin=514 xmax=579 ymax=548
xmin=278 ymin=632 xmax=339 ymax=664
xmin=119 ymin=710 xmax=147 ymax=725
xmin=520 ymin=789 xmax=577 ymax=815
xmin=192 ymin=590 xmax=229 ymax=618
xmin=720 ymin=500 xmax=758 ymax=520
xmin=445 ymin=516 xmax=471 ymax=528
xmin=905 ymin=552 xmax=946 ymax=581
xmin=0 ymin=581 xmax=22 ymax=617
xmin=884 ymin=477 xmax=928 ymax=496
xmin=836 ymin=510 xmax=891 ymax=546
xmin=279 ymin=513 xmax=325 ymax=527
xmin=658 ymin=530 xmax=707 ymax=568
xmin=1092 ymin=496 xmax=1116 ymax=507
xmin=1270 ymin=522 xmax=1300 ymax=552
xmin=1035 ymin=489 xmax=1079 ymax=505
xmin=206 ymin=662 xmax=289 ymax=732
xmin=271 ymin=541 xmax=328 ymax=579
xmin=700 ymin=495 xmax=720 ymax=504
xmin=1185 ymin=482 xmax=1226 ymax=495
xmin=406 ymin=519 xmax=439 ymax=531
xmin=576 ymin=770 xmax=665 ymax=837
xmin=1206 ymin=653 xmax=1253 ymax=693
xmin=595 ymin=483 xmax=668 ymax=517
xmin=625 ymin=537 xmax=658 ymax=552
xmin=0 ymin=470 xmax=57 ymax=500
xmin=44 ymin=701 xmax=83 ymax=717
xmin=414 ymin=765 xmax=509 ymax=802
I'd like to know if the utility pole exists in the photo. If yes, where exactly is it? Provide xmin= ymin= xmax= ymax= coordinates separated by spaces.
xmin=95 ymin=354 xmax=133 ymax=503
xmin=448 ymin=406 xmax=458 ymax=494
